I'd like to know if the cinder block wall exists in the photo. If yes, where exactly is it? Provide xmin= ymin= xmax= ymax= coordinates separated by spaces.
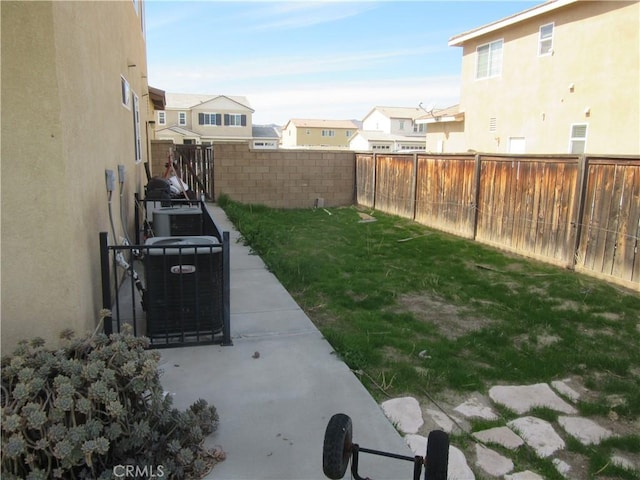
xmin=149 ymin=140 xmax=174 ymax=178
xmin=213 ymin=142 xmax=355 ymax=208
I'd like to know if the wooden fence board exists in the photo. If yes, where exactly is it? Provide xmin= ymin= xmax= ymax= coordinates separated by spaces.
xmin=414 ymin=155 xmax=475 ymax=238
xmin=356 ymin=154 xmax=375 ymax=207
xmin=374 ymin=155 xmax=415 ymax=218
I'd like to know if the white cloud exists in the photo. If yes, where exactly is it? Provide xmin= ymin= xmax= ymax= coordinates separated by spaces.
xmin=245 ymin=76 xmax=460 ymax=124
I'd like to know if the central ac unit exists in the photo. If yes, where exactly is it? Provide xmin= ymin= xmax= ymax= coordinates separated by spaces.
xmin=144 ymin=236 xmax=222 ymax=338
xmin=152 ymin=206 xmax=202 ymax=236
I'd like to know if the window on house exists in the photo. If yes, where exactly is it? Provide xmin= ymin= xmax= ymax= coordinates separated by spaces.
xmin=539 ymin=23 xmax=554 ymax=56
xmin=198 ymin=113 xmax=221 ymax=125
xmin=121 ymin=76 xmax=130 ymax=108
xmin=225 ymin=114 xmax=246 ymax=126
xmin=178 ymin=112 xmax=187 ymax=126
xmin=322 ymin=130 xmax=335 ymax=137
xmin=399 ymin=120 xmax=405 ymax=130
xmin=306 ymin=129 xmax=310 ymax=135
xmin=158 ymin=111 xmax=166 ymax=125
xmin=132 ymin=93 xmax=142 ymax=163
xmin=413 ymin=123 xmax=426 ymax=133
xmin=346 ymin=130 xmax=352 ymax=137
xmin=476 ymin=39 xmax=503 ymax=79
xmin=569 ymin=124 xmax=588 ymax=153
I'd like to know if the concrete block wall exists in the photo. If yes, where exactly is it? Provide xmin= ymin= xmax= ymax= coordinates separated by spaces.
xmin=213 ymin=142 xmax=355 ymax=208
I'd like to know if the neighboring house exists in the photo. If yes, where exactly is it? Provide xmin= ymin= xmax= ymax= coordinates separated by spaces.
xmin=156 ymin=93 xmax=254 ymax=145
xmin=352 ymin=106 xmax=427 ymax=152
xmin=415 ymin=105 xmax=466 ymax=153
xmin=281 ymin=119 xmax=358 ymax=149
xmin=2 ymin=1 xmax=153 ymax=351
xmin=449 ymin=0 xmax=640 ymax=154
xmin=252 ymin=125 xmax=281 ymax=149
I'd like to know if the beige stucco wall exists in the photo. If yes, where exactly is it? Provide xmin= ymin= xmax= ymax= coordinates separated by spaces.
xmin=425 ymin=121 xmax=467 ymax=153
xmin=212 ymin=142 xmax=355 ymax=207
xmin=1 ymin=1 xmax=149 ymax=351
xmin=458 ymin=1 xmax=639 ymax=154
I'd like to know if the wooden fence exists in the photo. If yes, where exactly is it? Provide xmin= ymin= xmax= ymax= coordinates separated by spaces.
xmin=356 ymin=153 xmax=639 ymax=290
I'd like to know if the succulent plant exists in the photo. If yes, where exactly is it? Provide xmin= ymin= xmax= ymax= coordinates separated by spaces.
xmin=1 ymin=328 xmax=220 ymax=479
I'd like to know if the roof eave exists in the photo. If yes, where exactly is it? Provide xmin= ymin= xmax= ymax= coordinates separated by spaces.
xmin=448 ymin=0 xmax=578 ymax=46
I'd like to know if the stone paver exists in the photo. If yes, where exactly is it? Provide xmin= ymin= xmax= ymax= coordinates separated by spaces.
xmin=475 ymin=443 xmax=514 ymax=477
xmin=380 ymin=396 xmax=423 ymax=434
xmin=380 ymin=382 xmax=633 ymax=479
xmin=425 ymin=407 xmax=457 ymax=433
xmin=507 ymin=416 xmax=565 ymax=458
xmin=489 ymin=383 xmax=577 ymax=414
xmin=557 ymin=415 xmax=613 ymax=445
xmin=472 ymin=426 xmax=524 ymax=450
xmin=504 ymin=471 xmax=544 ymax=480
xmin=454 ymin=396 xmax=499 ymax=420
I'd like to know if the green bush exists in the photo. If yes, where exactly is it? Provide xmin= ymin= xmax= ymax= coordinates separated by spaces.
xmin=1 ymin=328 xmax=220 ymax=479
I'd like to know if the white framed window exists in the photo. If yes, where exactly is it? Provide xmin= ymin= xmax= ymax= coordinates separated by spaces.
xmin=157 ymin=111 xmax=166 ymax=125
xmin=322 ymin=130 xmax=335 ymax=137
xmin=178 ymin=112 xmax=187 ymax=126
xmin=413 ymin=123 xmax=426 ymax=133
xmin=306 ymin=129 xmax=311 ymax=135
xmin=226 ymin=114 xmax=246 ymax=126
xmin=198 ymin=113 xmax=220 ymax=125
xmin=476 ymin=39 xmax=503 ymax=79
xmin=120 ymin=76 xmax=130 ymax=108
xmin=399 ymin=120 xmax=405 ymax=130
xmin=346 ymin=130 xmax=353 ymax=137
xmin=132 ymin=93 xmax=142 ymax=163
xmin=569 ymin=123 xmax=588 ymax=153
xmin=539 ymin=23 xmax=554 ymax=56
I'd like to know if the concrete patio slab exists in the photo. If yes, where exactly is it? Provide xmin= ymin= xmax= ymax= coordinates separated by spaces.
xmin=156 ymin=204 xmax=413 ymax=480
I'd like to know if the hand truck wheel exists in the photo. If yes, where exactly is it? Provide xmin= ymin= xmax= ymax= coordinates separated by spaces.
xmin=322 ymin=413 xmax=353 ymax=479
xmin=425 ymin=429 xmax=449 ymax=480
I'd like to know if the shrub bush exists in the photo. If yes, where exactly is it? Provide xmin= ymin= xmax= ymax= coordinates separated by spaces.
xmin=1 ymin=328 xmax=220 ymax=479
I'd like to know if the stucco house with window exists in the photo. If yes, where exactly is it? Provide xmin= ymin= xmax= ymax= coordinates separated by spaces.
xmin=281 ymin=119 xmax=358 ymax=149
xmin=2 ymin=1 xmax=153 ymax=350
xmin=448 ymin=0 xmax=639 ymax=154
xmin=155 ymin=93 xmax=254 ymax=144
xmin=350 ymin=106 xmax=427 ymax=152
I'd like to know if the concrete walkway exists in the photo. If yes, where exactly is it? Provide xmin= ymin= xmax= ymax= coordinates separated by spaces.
xmin=157 ymin=205 xmax=414 ymax=480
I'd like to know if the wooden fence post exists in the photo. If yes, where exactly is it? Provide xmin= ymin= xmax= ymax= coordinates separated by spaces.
xmin=412 ymin=153 xmax=418 ymax=220
xmin=472 ymin=154 xmax=482 ymax=240
xmin=571 ymin=155 xmax=590 ymax=270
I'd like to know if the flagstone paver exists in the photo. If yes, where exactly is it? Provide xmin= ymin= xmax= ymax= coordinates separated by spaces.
xmin=454 ymin=396 xmax=499 ymax=420
xmin=557 ymin=415 xmax=613 ymax=445
xmin=507 ymin=416 xmax=565 ymax=458
xmin=475 ymin=443 xmax=514 ymax=477
xmin=380 ymin=396 xmax=423 ymax=434
xmin=489 ymin=383 xmax=578 ymax=415
xmin=504 ymin=470 xmax=544 ymax=480
xmin=472 ymin=426 xmax=525 ymax=450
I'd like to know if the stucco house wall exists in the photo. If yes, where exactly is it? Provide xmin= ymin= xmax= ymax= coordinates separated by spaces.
xmin=1 ymin=1 xmax=149 ymax=351
xmin=454 ymin=0 xmax=639 ymax=154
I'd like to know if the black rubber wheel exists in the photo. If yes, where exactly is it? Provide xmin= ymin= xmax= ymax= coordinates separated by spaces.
xmin=424 ymin=429 xmax=449 ymax=480
xmin=322 ymin=413 xmax=353 ymax=479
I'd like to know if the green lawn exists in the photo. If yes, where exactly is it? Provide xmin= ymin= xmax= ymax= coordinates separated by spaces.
xmin=220 ymin=197 xmax=640 ymax=478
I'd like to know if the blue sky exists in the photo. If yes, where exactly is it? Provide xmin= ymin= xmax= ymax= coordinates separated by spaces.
xmin=145 ymin=1 xmax=539 ymax=125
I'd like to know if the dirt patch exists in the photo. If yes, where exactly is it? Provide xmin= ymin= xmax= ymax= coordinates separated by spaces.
xmin=394 ymin=293 xmax=494 ymax=339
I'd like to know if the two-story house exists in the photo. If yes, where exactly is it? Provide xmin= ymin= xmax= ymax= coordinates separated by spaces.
xmin=350 ymin=106 xmax=427 ymax=152
xmin=281 ymin=119 xmax=358 ymax=149
xmin=156 ymin=93 xmax=254 ymax=145
xmin=2 ymin=1 xmax=153 ymax=350
xmin=415 ymin=105 xmax=466 ymax=153
xmin=448 ymin=0 xmax=639 ymax=154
